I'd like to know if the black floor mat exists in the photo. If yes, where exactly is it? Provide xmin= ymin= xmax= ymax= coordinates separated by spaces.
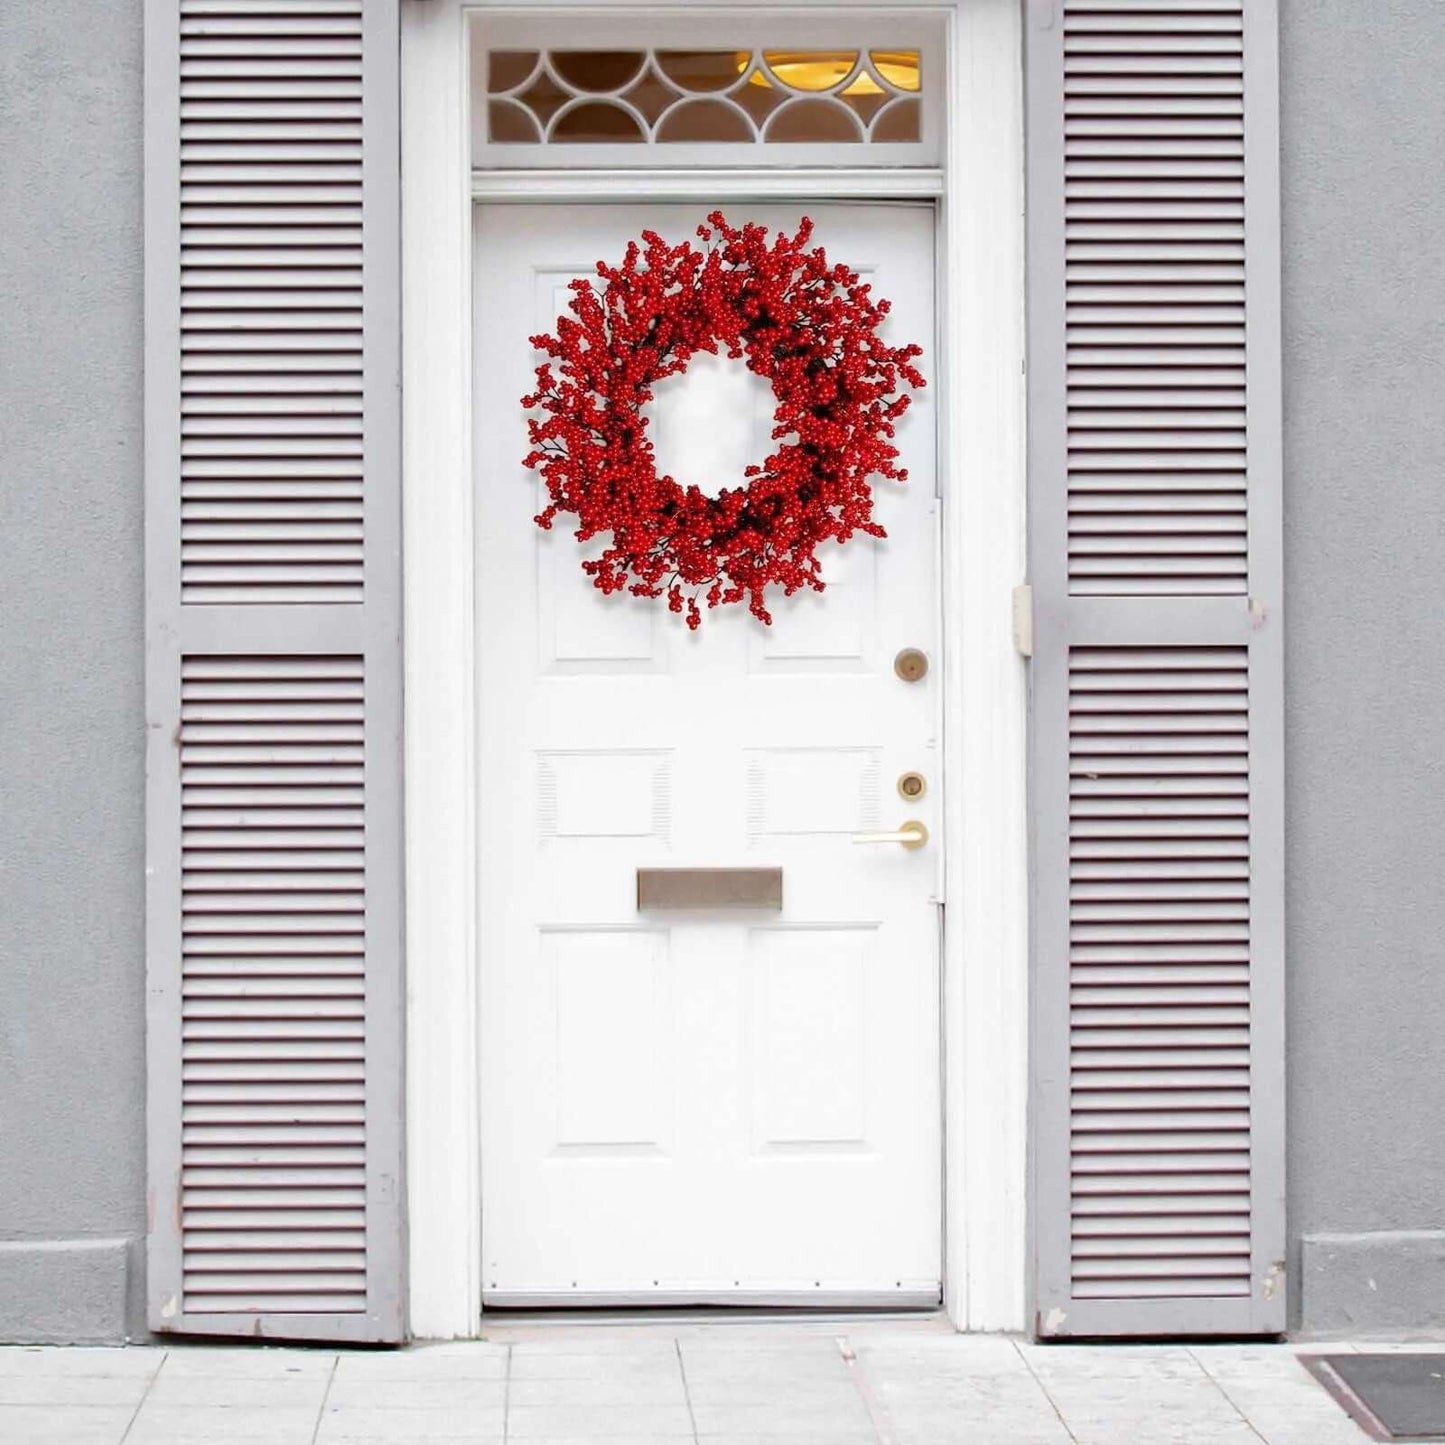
xmin=1307 ymin=1353 xmax=1445 ymax=1441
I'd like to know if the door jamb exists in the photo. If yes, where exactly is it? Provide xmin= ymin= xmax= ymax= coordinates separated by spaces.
xmin=400 ymin=0 xmax=1028 ymax=1337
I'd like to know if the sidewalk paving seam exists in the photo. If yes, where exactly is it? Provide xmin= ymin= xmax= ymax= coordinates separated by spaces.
xmin=839 ymin=1333 xmax=893 ymax=1445
xmin=1189 ymin=1348 xmax=1272 ymax=1445
xmin=502 ymin=1341 xmax=514 ymax=1444
xmin=1011 ymin=1338 xmax=1080 ymax=1443
xmin=116 ymin=1346 xmax=168 ymax=1445
xmin=673 ymin=1336 xmax=700 ymax=1445
xmin=308 ymin=1351 xmax=339 ymax=1445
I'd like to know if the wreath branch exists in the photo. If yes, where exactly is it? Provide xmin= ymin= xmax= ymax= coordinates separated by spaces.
xmin=523 ymin=211 xmax=925 ymax=629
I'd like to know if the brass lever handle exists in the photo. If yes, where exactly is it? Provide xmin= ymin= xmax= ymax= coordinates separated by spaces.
xmin=851 ymin=820 xmax=929 ymax=850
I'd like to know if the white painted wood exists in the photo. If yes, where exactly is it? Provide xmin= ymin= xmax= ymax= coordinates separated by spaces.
xmin=401 ymin=0 xmax=482 ymax=1340
xmin=472 ymin=168 xmax=946 ymax=202
xmin=475 ymin=203 xmax=942 ymax=1304
xmin=941 ymin=0 xmax=1029 ymax=1334
xmin=401 ymin=0 xmax=1030 ymax=1336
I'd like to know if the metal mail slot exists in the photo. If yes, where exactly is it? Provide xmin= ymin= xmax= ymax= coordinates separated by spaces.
xmin=636 ymin=867 xmax=783 ymax=911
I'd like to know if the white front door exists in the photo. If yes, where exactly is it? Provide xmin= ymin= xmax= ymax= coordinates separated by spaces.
xmin=475 ymin=203 xmax=941 ymax=1306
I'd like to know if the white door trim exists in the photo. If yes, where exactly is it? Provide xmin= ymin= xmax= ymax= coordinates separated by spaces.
xmin=471 ymin=167 xmax=946 ymax=201
xmin=400 ymin=0 xmax=1028 ymax=1337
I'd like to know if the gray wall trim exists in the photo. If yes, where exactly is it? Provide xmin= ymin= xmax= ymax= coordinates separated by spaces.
xmin=1301 ymin=1233 xmax=1445 ymax=1339
xmin=0 ymin=1241 xmax=132 ymax=1345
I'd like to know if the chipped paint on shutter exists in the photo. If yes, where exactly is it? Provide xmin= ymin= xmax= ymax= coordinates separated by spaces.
xmin=1027 ymin=0 xmax=1284 ymax=1337
xmin=146 ymin=0 xmax=403 ymax=1343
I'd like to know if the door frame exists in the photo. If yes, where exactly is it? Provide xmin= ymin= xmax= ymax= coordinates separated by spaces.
xmin=400 ymin=0 xmax=1028 ymax=1337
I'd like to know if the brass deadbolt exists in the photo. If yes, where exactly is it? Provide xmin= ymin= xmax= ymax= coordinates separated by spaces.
xmin=894 ymin=647 xmax=929 ymax=683
xmin=898 ymin=771 xmax=927 ymax=801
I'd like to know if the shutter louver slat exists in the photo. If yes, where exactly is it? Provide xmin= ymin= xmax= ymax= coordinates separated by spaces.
xmin=179 ymin=0 xmax=365 ymax=605
xmin=1063 ymin=4 xmax=1247 ymax=598
xmin=1067 ymin=644 xmax=1250 ymax=1304
xmin=1029 ymin=0 xmax=1284 ymax=1337
xmin=178 ymin=656 xmax=369 ymax=1323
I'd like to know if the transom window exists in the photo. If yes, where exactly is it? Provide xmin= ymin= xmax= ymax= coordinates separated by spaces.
xmin=469 ymin=14 xmax=943 ymax=169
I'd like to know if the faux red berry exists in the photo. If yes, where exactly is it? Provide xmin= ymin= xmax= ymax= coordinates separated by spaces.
xmin=522 ymin=212 xmax=925 ymax=626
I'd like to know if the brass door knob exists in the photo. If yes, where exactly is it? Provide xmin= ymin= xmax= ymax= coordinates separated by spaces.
xmin=894 ymin=647 xmax=929 ymax=682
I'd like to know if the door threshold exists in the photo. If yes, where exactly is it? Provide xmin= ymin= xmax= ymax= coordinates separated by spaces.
xmin=484 ymin=1290 xmax=941 ymax=1312
xmin=477 ymin=1303 xmax=954 ymax=1341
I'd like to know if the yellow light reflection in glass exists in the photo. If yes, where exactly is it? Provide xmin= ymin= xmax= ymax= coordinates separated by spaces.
xmin=737 ymin=49 xmax=920 ymax=96
xmin=872 ymin=50 xmax=921 ymax=92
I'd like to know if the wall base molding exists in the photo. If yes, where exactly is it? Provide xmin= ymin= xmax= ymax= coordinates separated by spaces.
xmin=1301 ymin=1231 xmax=1445 ymax=1337
xmin=0 ymin=1238 xmax=134 ymax=1344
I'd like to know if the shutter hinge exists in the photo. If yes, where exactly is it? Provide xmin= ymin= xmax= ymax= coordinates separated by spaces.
xmin=1012 ymin=584 xmax=1034 ymax=658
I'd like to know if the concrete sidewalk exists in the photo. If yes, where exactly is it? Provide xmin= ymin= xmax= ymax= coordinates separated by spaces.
xmin=0 ymin=1321 xmax=1414 ymax=1445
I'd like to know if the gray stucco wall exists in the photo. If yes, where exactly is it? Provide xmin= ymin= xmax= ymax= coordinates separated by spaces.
xmin=0 ymin=0 xmax=1442 ymax=1343
xmin=0 ymin=0 xmax=147 ymax=1340
xmin=1279 ymin=0 xmax=1445 ymax=1334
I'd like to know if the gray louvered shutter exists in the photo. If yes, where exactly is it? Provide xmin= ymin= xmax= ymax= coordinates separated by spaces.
xmin=1026 ymin=0 xmax=1284 ymax=1336
xmin=144 ymin=0 xmax=405 ymax=1341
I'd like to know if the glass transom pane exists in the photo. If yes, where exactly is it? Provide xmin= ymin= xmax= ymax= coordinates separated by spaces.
xmin=470 ymin=17 xmax=940 ymax=169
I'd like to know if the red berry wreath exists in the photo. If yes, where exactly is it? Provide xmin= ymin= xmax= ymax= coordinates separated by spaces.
xmin=522 ymin=212 xmax=925 ymax=628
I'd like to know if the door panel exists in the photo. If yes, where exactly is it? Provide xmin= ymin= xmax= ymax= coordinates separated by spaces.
xmin=475 ymin=203 xmax=941 ymax=1305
